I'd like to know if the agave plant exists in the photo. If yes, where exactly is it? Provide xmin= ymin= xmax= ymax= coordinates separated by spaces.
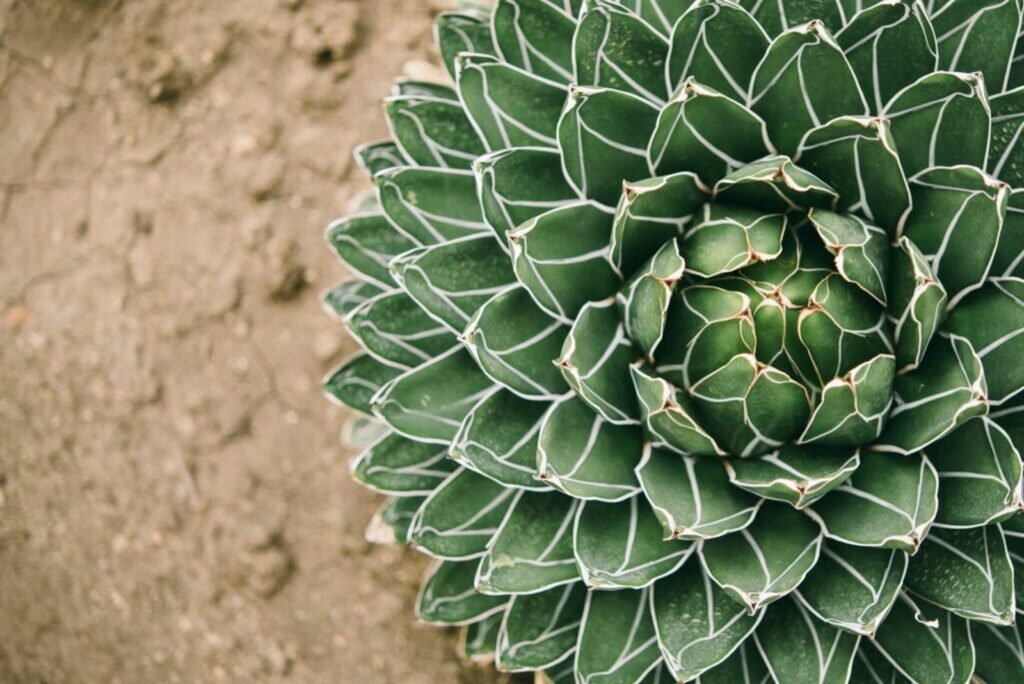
xmin=323 ymin=0 xmax=1024 ymax=681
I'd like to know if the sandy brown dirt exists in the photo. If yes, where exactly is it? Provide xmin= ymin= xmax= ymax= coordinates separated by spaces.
xmin=0 ymin=1 xmax=507 ymax=681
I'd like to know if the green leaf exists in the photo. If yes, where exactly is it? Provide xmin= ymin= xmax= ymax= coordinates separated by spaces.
xmin=537 ymin=395 xmax=644 ymax=502
xmin=460 ymin=611 xmax=503 ymax=663
xmin=473 ymin=147 xmax=579 ymax=243
xmin=618 ymin=0 xmax=688 ymax=36
xmin=884 ymin=71 xmax=990 ymax=177
xmin=797 ymin=542 xmax=908 ymax=637
xmin=636 ymin=447 xmax=760 ymax=540
xmin=350 ymin=432 xmax=456 ymax=495
xmin=927 ymin=417 xmax=1023 ymax=528
xmin=376 ymin=167 xmax=488 ymax=244
xmin=492 ymin=0 xmax=577 ymax=83
xmin=682 ymin=204 xmax=786 ymax=279
xmin=700 ymin=501 xmax=822 ymax=611
xmin=906 ymin=525 xmax=1015 ymax=625
xmin=574 ymin=495 xmax=693 ymax=588
xmin=391 ymin=79 xmax=459 ymax=100
xmin=738 ymin=0 xmax=846 ymax=37
xmin=368 ymin=494 xmax=424 ymax=545
xmin=354 ymin=140 xmax=407 ymax=178
xmin=796 ymin=116 xmax=911 ymax=233
xmin=509 ymin=202 xmax=620 ymax=321
xmin=326 ymin=213 xmax=417 ymax=289
xmin=690 ymin=354 xmax=812 ymax=457
xmin=753 ymin=597 xmax=860 ymax=683
xmin=385 ymin=95 xmax=485 ymax=170
xmin=557 ymin=86 xmax=660 ymax=206
xmin=901 ymin=165 xmax=1008 ymax=308
xmin=649 ymin=80 xmax=774 ymax=185
xmin=323 ymin=353 xmax=403 ymax=416
xmin=450 ymin=387 xmax=550 ymax=490
xmin=873 ymin=334 xmax=988 ymax=454
xmin=972 ymin=621 xmax=1024 ymax=684
xmin=477 ymin=491 xmax=581 ymax=594
xmin=799 ymin=354 xmax=894 ymax=446
xmin=417 ymin=559 xmax=509 ymax=625
xmin=631 ymin=365 xmax=724 ymax=457
xmin=749 ymin=21 xmax=867 ymax=155
xmin=808 ymin=209 xmax=890 ymax=304
xmin=611 ymin=172 xmax=708 ymax=277
xmin=944 ymin=277 xmax=1024 ymax=406
xmin=436 ymin=10 xmax=497 ymax=81
xmin=557 ymin=301 xmax=640 ymax=425
xmin=574 ymin=0 xmax=670 ymax=104
xmin=576 ymin=587 xmax=663 ymax=683
xmin=411 ymin=468 xmax=517 ymax=559
xmin=321 ymin=279 xmax=385 ymax=322
xmin=652 ymin=570 xmax=764 ymax=681
xmin=341 ymin=414 xmax=388 ymax=450
xmin=345 ymin=290 xmax=456 ymax=369
xmin=464 ymin=286 xmax=570 ymax=399
xmin=870 ymin=594 xmax=975 ymax=684
xmin=808 ymin=450 xmax=938 ymax=551
xmin=456 ymin=54 xmax=568 ymax=150
xmin=391 ymin=233 xmax=517 ymax=333
xmin=993 ymin=189 xmax=1024 ymax=277
xmin=689 ymin=641 xmax=767 ymax=683
xmin=667 ymin=1 xmax=769 ymax=102
xmin=931 ymin=0 xmax=1021 ymax=94
xmin=617 ymin=240 xmax=685 ymax=358
xmin=497 ymin=583 xmax=586 ymax=671
xmin=372 ymin=346 xmax=495 ymax=444
xmin=712 ymin=155 xmax=838 ymax=213
xmin=726 ymin=444 xmax=860 ymax=509
xmin=887 ymin=235 xmax=947 ymax=372
xmin=836 ymin=0 xmax=938 ymax=114
xmin=990 ymin=86 xmax=1024 ymax=186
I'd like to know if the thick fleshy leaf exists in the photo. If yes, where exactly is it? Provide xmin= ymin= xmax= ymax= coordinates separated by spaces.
xmin=712 ymin=155 xmax=838 ymax=213
xmin=631 ymin=366 xmax=724 ymax=457
xmin=725 ymin=444 xmax=860 ymax=509
xmin=557 ymin=301 xmax=640 ymax=425
xmin=509 ymin=202 xmax=620 ymax=321
xmin=901 ymin=165 xmax=1008 ymax=307
xmin=391 ymin=79 xmax=458 ymax=100
xmin=354 ymin=140 xmax=406 ymax=178
xmin=972 ymin=621 xmax=1024 ymax=684
xmin=574 ymin=1 xmax=669 ymax=104
xmin=492 ymin=0 xmax=577 ymax=83
xmin=436 ymin=10 xmax=497 ymax=81
xmin=753 ymin=597 xmax=859 ymax=683
xmin=887 ymin=235 xmax=947 ymax=372
xmin=385 ymin=95 xmax=485 ymax=169
xmin=497 ymin=583 xmax=586 ymax=672
xmin=411 ymin=468 xmax=516 ymax=559
xmin=691 ymin=641 xmax=767 ymax=683
xmin=391 ymin=233 xmax=516 ymax=333
xmin=611 ymin=172 xmax=708 ymax=278
xmin=931 ymin=0 xmax=1021 ymax=94
xmin=691 ymin=354 xmax=812 ymax=457
xmin=799 ymin=354 xmax=894 ymax=446
xmin=749 ymin=21 xmax=867 ymax=155
xmin=738 ymin=0 xmax=845 ymax=37
xmin=372 ymin=346 xmax=495 ymax=444
xmin=350 ymin=432 xmax=456 ymax=495
xmin=368 ymin=494 xmax=424 ymax=545
xmin=700 ymin=502 xmax=822 ymax=611
xmin=557 ymin=86 xmax=660 ymax=205
xmin=460 ymin=611 xmax=502 ymax=663
xmin=944 ymin=277 xmax=1024 ymax=406
xmin=637 ymin=447 xmax=760 ymax=540
xmin=450 ymin=387 xmax=550 ymax=490
xmin=870 ymin=594 xmax=975 ymax=684
xmin=796 ymin=116 xmax=911 ymax=233
xmin=321 ymin=279 xmax=385 ymax=322
xmin=808 ymin=450 xmax=938 ymax=551
xmin=473 ymin=147 xmax=579 ymax=242
xmin=341 ymin=415 xmax=388 ymax=450
xmin=807 ymin=209 xmax=889 ymax=304
xmin=652 ymin=570 xmax=764 ymax=681
xmin=993 ymin=189 xmax=1024 ymax=277
xmin=906 ymin=525 xmax=1015 ymax=625
xmin=683 ymin=204 xmax=786 ymax=279
xmin=618 ymin=0 xmax=687 ymax=37
xmin=927 ymin=417 xmax=1024 ymax=528
xmin=649 ymin=80 xmax=774 ymax=185
xmin=797 ymin=542 xmax=908 ymax=637
xmin=345 ymin=290 xmax=456 ymax=369
xmin=883 ymin=71 xmax=990 ymax=177
xmin=990 ymin=86 xmax=1024 ymax=186
xmin=574 ymin=495 xmax=693 ymax=589
xmin=464 ymin=286 xmax=570 ymax=399
xmin=323 ymin=353 xmax=402 ymax=416
xmin=326 ymin=212 xmax=417 ymax=289
xmin=417 ymin=559 xmax=508 ymax=625
xmin=477 ymin=491 xmax=580 ymax=594
xmin=617 ymin=241 xmax=685 ymax=358
xmin=575 ymin=588 xmax=662 ymax=684
xmin=537 ymin=395 xmax=643 ymax=502
xmin=666 ymin=1 xmax=769 ymax=102
xmin=376 ymin=167 xmax=488 ymax=244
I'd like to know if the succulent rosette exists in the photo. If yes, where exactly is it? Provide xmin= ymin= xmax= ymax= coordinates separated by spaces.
xmin=323 ymin=1 xmax=1024 ymax=681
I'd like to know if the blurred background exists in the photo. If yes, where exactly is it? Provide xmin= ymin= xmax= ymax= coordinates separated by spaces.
xmin=0 ymin=0 xmax=506 ymax=681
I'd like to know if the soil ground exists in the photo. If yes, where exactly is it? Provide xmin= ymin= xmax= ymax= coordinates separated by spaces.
xmin=0 ymin=1 xmax=507 ymax=681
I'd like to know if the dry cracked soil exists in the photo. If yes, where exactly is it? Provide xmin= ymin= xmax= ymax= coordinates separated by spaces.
xmin=0 ymin=0 xmax=510 ymax=681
